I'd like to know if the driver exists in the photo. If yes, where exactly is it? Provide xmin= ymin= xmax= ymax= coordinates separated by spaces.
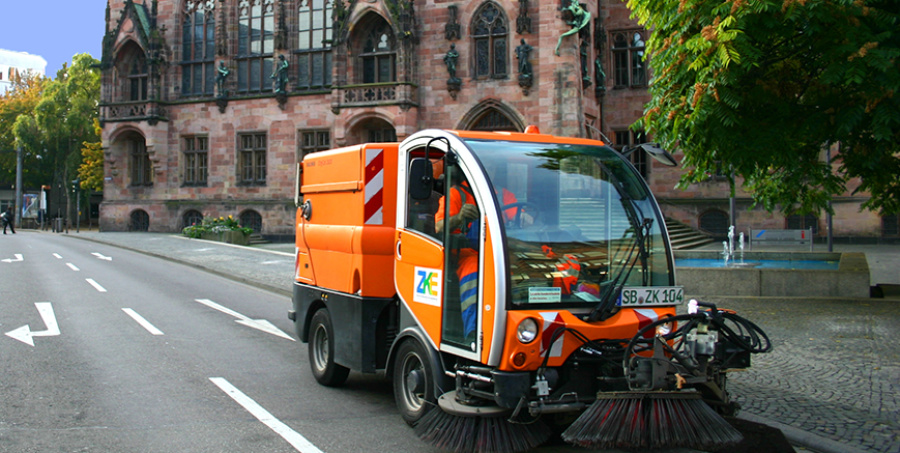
xmin=435 ymin=167 xmax=480 ymax=342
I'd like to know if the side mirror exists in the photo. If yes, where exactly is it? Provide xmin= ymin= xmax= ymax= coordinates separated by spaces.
xmin=624 ymin=143 xmax=678 ymax=167
xmin=409 ymin=158 xmax=434 ymax=200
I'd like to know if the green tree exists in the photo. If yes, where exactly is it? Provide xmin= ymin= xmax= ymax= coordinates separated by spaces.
xmin=629 ymin=0 xmax=900 ymax=215
xmin=78 ymin=119 xmax=105 ymax=192
xmin=31 ymin=54 xmax=101 ymax=219
xmin=0 ymin=73 xmax=46 ymax=187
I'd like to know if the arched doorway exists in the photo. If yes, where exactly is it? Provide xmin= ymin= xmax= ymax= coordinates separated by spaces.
xmin=130 ymin=209 xmax=150 ymax=231
xmin=239 ymin=209 xmax=263 ymax=233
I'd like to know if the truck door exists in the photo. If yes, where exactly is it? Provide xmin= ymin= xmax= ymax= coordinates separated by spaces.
xmin=396 ymin=149 xmax=484 ymax=358
xmin=435 ymin=161 xmax=483 ymax=352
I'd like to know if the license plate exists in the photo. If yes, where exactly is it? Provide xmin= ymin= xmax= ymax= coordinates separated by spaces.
xmin=617 ymin=286 xmax=684 ymax=306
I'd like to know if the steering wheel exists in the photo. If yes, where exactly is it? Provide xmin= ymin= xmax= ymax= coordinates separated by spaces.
xmin=501 ymin=201 xmax=540 ymax=228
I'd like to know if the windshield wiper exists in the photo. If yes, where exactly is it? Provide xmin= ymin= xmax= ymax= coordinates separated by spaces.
xmin=586 ymin=167 xmax=653 ymax=322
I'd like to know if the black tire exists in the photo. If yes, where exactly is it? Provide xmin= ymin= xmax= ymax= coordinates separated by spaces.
xmin=392 ymin=339 xmax=436 ymax=425
xmin=308 ymin=308 xmax=350 ymax=387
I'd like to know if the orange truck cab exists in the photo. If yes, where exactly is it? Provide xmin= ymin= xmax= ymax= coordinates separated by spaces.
xmin=289 ymin=128 xmax=766 ymax=451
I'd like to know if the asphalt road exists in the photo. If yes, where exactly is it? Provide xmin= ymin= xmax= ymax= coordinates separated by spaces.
xmin=0 ymin=233 xmax=440 ymax=453
xmin=2 ymin=232 xmax=743 ymax=453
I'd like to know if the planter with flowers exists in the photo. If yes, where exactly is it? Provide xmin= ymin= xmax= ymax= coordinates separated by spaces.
xmin=182 ymin=215 xmax=253 ymax=246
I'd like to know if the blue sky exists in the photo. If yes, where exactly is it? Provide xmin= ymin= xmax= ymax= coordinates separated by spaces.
xmin=2 ymin=2 xmax=106 ymax=77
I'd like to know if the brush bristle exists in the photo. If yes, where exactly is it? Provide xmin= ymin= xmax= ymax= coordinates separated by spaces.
xmin=414 ymin=407 xmax=551 ymax=453
xmin=561 ymin=393 xmax=743 ymax=450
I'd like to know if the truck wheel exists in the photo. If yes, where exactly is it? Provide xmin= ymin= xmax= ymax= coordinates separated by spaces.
xmin=309 ymin=308 xmax=350 ymax=387
xmin=393 ymin=339 xmax=436 ymax=425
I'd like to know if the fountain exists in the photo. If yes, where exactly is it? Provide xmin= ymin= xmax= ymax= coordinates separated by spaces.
xmin=674 ymin=225 xmax=870 ymax=298
xmin=721 ymin=226 xmax=758 ymax=268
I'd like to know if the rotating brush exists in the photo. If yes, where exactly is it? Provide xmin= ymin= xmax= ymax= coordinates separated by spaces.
xmin=414 ymin=394 xmax=551 ymax=453
xmin=561 ymin=391 xmax=742 ymax=451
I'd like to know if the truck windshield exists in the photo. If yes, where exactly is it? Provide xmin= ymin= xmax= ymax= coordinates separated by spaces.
xmin=464 ymin=139 xmax=673 ymax=308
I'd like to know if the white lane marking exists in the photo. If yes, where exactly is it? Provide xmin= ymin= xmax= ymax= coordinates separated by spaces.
xmin=2 ymin=253 xmax=23 ymax=263
xmin=209 ymin=377 xmax=324 ymax=453
xmin=92 ymin=252 xmax=113 ymax=261
xmin=85 ymin=279 xmax=108 ymax=293
xmin=5 ymin=302 xmax=61 ymax=346
xmin=195 ymin=299 xmax=295 ymax=341
xmin=53 ymin=253 xmax=63 ymax=259
xmin=66 ymin=263 xmax=80 ymax=271
xmin=122 ymin=308 xmax=164 ymax=336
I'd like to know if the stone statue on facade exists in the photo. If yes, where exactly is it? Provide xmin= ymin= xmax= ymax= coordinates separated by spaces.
xmin=516 ymin=39 xmax=534 ymax=94
xmin=216 ymin=61 xmax=230 ymax=98
xmin=444 ymin=44 xmax=460 ymax=83
xmin=555 ymin=0 xmax=591 ymax=56
xmin=272 ymin=54 xmax=289 ymax=94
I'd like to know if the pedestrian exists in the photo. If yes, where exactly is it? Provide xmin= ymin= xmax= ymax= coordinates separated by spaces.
xmin=2 ymin=206 xmax=15 ymax=234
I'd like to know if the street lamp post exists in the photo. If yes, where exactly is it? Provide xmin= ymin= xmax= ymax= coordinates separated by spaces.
xmin=15 ymin=145 xmax=22 ymax=229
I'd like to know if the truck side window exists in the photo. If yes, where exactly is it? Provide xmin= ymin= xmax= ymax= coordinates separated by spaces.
xmin=405 ymin=156 xmax=442 ymax=239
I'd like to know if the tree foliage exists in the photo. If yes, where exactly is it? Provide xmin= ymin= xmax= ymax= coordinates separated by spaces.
xmin=78 ymin=119 xmax=105 ymax=192
xmin=629 ymin=0 xmax=900 ymax=215
xmin=0 ymin=73 xmax=46 ymax=185
xmin=2 ymin=53 xmax=101 ymax=193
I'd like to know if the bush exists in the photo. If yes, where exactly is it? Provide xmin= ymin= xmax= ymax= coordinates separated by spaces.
xmin=182 ymin=215 xmax=253 ymax=238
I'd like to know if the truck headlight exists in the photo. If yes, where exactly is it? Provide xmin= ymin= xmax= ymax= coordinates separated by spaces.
xmin=517 ymin=318 xmax=539 ymax=344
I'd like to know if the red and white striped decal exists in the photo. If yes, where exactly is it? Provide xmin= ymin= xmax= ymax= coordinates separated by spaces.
xmin=364 ymin=148 xmax=384 ymax=225
xmin=633 ymin=309 xmax=660 ymax=339
xmin=540 ymin=312 xmax=565 ymax=357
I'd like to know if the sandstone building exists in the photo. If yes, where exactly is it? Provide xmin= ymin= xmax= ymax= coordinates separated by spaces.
xmin=98 ymin=0 xmax=892 ymax=240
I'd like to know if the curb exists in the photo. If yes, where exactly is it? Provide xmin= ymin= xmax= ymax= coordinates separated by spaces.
xmin=739 ymin=413 xmax=871 ymax=453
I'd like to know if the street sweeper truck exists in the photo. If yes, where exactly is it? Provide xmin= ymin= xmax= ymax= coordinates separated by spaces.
xmin=289 ymin=127 xmax=771 ymax=452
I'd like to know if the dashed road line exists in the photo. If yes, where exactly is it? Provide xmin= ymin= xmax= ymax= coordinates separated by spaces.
xmin=85 ymin=278 xmax=107 ymax=293
xmin=122 ymin=308 xmax=164 ymax=335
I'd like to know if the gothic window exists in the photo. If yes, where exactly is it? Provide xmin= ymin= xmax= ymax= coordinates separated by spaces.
xmin=615 ymin=130 xmax=649 ymax=178
xmin=295 ymin=0 xmax=333 ymax=89
xmin=182 ymin=1 xmax=216 ymax=96
xmin=472 ymin=2 xmax=508 ymax=79
xmin=128 ymin=59 xmax=148 ymax=101
xmin=237 ymin=0 xmax=275 ymax=93
xmin=359 ymin=19 xmax=396 ymax=84
xmin=238 ymin=132 xmax=267 ymax=185
xmin=183 ymin=136 xmax=209 ymax=186
xmin=471 ymin=109 xmax=517 ymax=132
xmin=612 ymin=30 xmax=647 ymax=88
xmin=129 ymin=137 xmax=152 ymax=186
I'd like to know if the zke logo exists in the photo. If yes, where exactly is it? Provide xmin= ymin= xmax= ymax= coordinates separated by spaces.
xmin=416 ymin=270 xmax=439 ymax=296
xmin=413 ymin=267 xmax=441 ymax=306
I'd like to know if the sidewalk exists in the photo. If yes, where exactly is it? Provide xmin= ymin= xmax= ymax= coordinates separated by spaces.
xmin=56 ymin=230 xmax=899 ymax=453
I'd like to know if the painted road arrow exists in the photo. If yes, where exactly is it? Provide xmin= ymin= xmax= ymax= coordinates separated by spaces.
xmin=195 ymin=299 xmax=294 ymax=341
xmin=92 ymin=252 xmax=113 ymax=261
xmin=2 ymin=253 xmax=23 ymax=263
xmin=5 ymin=302 xmax=60 ymax=346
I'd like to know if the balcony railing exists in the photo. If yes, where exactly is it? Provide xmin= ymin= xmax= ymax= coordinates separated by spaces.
xmin=100 ymin=100 xmax=168 ymax=124
xmin=333 ymin=82 xmax=418 ymax=111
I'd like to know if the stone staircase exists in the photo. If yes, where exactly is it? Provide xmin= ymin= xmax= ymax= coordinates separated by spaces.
xmin=248 ymin=233 xmax=270 ymax=245
xmin=665 ymin=218 xmax=715 ymax=250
